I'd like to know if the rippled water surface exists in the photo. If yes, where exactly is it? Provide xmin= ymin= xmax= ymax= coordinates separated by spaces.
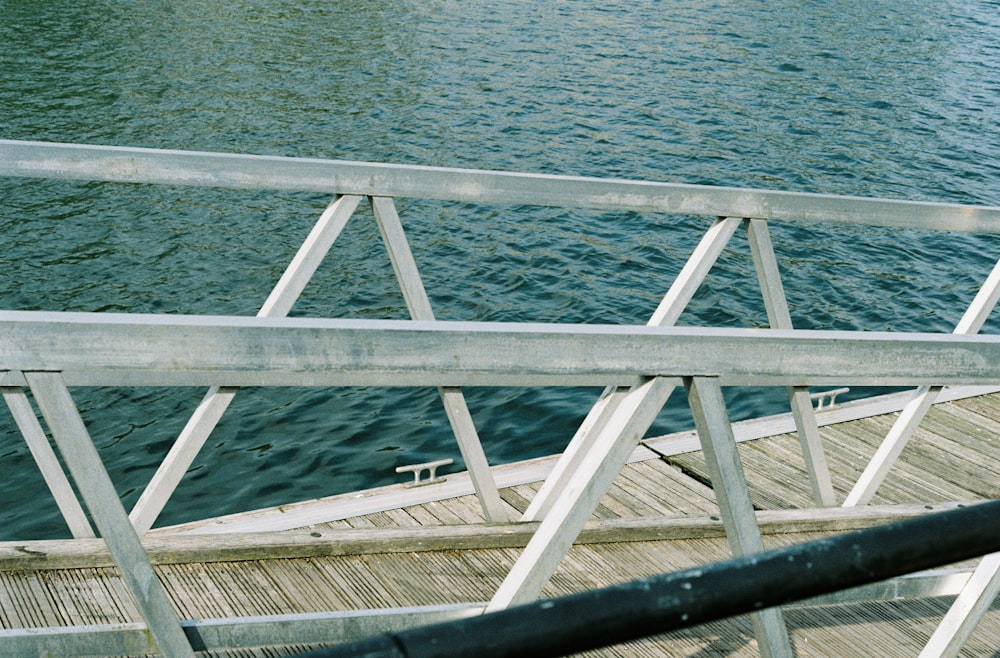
xmin=2 ymin=0 xmax=1000 ymax=539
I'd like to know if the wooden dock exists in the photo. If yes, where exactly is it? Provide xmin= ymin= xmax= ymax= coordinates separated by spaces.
xmin=4 ymin=386 xmax=1000 ymax=657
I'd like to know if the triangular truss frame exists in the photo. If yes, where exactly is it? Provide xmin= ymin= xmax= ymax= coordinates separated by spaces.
xmin=7 ymin=193 xmax=1000 ymax=656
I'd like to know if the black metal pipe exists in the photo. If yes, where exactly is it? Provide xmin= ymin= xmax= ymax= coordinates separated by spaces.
xmin=295 ymin=500 xmax=1000 ymax=658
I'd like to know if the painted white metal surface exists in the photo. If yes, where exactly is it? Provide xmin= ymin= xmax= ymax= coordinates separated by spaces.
xmin=24 ymin=372 xmax=195 ymax=658
xmin=5 ymin=313 xmax=1000 ymax=388
xmin=918 ymin=553 xmax=1000 ymax=658
xmin=1 ymin=386 xmax=94 ymax=538
xmin=152 ymin=386 xmax=998 ymax=536
xmin=686 ymin=376 xmax=793 ymax=658
xmin=844 ymin=255 xmax=1000 ymax=507
xmin=486 ymin=377 xmax=675 ymax=611
xmin=1 ymin=604 xmax=484 ymax=656
xmin=746 ymin=218 xmax=835 ymax=506
xmin=645 ymin=216 xmax=743 ymax=327
xmin=372 ymin=196 xmax=508 ymax=522
xmin=129 ymin=194 xmax=363 ymax=534
xmin=3 ymin=139 xmax=1000 ymax=232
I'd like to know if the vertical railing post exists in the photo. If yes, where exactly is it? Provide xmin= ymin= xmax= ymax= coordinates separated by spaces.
xmin=685 ymin=376 xmax=793 ymax=658
xmin=129 ymin=195 xmax=363 ymax=534
xmin=370 ymin=196 xmax=508 ymax=522
xmin=745 ymin=218 xmax=836 ymax=506
xmin=25 ymin=372 xmax=195 ymax=658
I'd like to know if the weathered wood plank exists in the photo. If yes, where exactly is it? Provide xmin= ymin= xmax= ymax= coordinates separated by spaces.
xmin=632 ymin=460 xmax=722 ymax=514
xmin=857 ymin=414 xmax=998 ymax=501
xmin=1 ymin=503 xmax=975 ymax=572
xmin=432 ymin=496 xmax=487 ymax=525
xmin=824 ymin=419 xmax=967 ymax=503
xmin=148 ymin=392 xmax=1000 ymax=537
xmin=733 ymin=437 xmax=817 ymax=510
xmin=642 ymin=387 xmax=1000 ymax=456
xmin=940 ymin=402 xmax=1000 ymax=439
xmin=954 ymin=390 xmax=1000 ymax=421
xmin=607 ymin=468 xmax=687 ymax=516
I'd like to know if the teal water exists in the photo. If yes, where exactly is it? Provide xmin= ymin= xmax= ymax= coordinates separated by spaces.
xmin=2 ymin=0 xmax=999 ymax=539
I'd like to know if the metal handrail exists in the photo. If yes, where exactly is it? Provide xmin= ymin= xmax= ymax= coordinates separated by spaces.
xmin=3 ymin=311 xmax=1000 ymax=388
xmin=3 ymin=139 xmax=1000 ymax=231
xmin=297 ymin=500 xmax=1000 ymax=658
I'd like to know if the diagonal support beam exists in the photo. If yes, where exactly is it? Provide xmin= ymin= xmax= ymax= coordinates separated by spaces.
xmin=919 ymin=552 xmax=1000 ymax=658
xmin=746 ymin=219 xmax=835 ymax=506
xmin=487 ymin=377 xmax=675 ymax=611
xmin=842 ymin=385 xmax=939 ymax=507
xmin=129 ymin=194 xmax=363 ymax=534
xmin=3 ymin=385 xmax=94 ymax=538
xmin=523 ymin=216 xmax=742 ymax=522
xmin=520 ymin=384 xmax=629 ymax=522
xmin=685 ymin=376 xmax=793 ymax=658
xmin=844 ymin=255 xmax=1000 ymax=507
xmin=25 ymin=372 xmax=195 ymax=657
xmin=371 ymin=196 xmax=508 ymax=522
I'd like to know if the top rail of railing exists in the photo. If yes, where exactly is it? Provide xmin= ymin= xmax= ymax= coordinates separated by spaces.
xmin=1 ymin=311 xmax=999 ymax=389
xmin=3 ymin=139 xmax=1000 ymax=232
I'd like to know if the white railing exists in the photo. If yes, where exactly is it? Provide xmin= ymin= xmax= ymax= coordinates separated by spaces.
xmin=6 ymin=312 xmax=1000 ymax=388
xmin=3 ymin=139 xmax=1000 ymax=657
xmin=4 ymin=139 xmax=1000 ymax=231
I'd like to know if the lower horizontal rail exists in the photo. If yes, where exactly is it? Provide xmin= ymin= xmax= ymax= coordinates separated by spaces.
xmin=0 ymin=570 xmax=977 ymax=657
xmin=792 ymin=568 xmax=972 ymax=607
xmin=0 ymin=604 xmax=483 ymax=657
xmin=299 ymin=499 xmax=1000 ymax=658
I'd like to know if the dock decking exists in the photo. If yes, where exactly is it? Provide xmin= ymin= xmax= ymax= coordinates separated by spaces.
xmin=4 ymin=387 xmax=1000 ymax=656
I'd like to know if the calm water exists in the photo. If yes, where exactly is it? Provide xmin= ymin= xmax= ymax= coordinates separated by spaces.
xmin=2 ymin=0 xmax=1000 ymax=539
